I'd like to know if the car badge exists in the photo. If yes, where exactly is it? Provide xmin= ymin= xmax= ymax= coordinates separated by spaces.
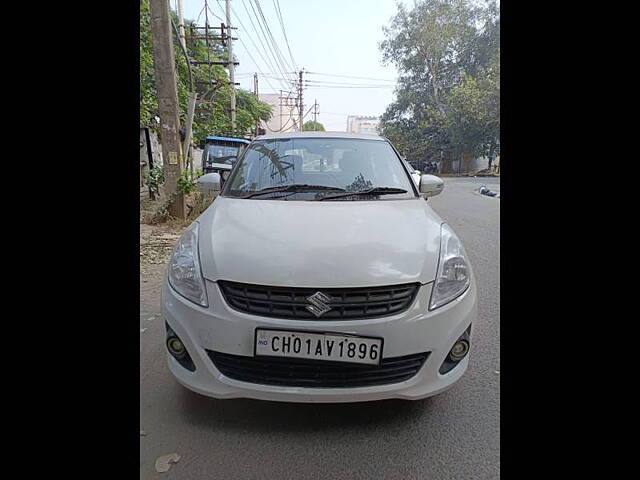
xmin=306 ymin=291 xmax=333 ymax=318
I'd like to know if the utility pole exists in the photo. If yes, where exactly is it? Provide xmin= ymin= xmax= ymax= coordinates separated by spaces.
xmin=149 ymin=0 xmax=185 ymax=219
xmin=254 ymin=73 xmax=259 ymax=136
xmin=183 ymin=93 xmax=197 ymax=179
xmin=176 ymin=0 xmax=186 ymax=50
xmin=279 ymin=89 xmax=283 ymax=131
xmin=298 ymin=70 xmax=304 ymax=131
xmin=225 ymin=0 xmax=236 ymax=134
xmin=278 ymin=90 xmax=296 ymax=132
xmin=176 ymin=0 xmax=196 ymax=180
xmin=313 ymin=99 xmax=319 ymax=128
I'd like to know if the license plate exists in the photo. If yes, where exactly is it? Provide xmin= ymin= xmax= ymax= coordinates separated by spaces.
xmin=254 ymin=329 xmax=383 ymax=365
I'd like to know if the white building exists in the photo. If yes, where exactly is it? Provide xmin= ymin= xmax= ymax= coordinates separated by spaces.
xmin=259 ymin=93 xmax=298 ymax=134
xmin=346 ymin=115 xmax=380 ymax=134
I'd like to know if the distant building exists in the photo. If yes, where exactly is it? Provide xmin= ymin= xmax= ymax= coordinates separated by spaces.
xmin=346 ymin=115 xmax=380 ymax=134
xmin=259 ymin=93 xmax=298 ymax=134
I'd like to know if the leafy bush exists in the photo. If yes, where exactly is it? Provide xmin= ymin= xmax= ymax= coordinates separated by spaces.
xmin=144 ymin=166 xmax=165 ymax=197
xmin=177 ymin=169 xmax=203 ymax=195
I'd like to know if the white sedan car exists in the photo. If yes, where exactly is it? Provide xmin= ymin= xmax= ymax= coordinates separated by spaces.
xmin=163 ymin=132 xmax=476 ymax=403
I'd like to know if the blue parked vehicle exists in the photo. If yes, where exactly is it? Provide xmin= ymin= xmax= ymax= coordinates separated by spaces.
xmin=200 ymin=136 xmax=250 ymax=175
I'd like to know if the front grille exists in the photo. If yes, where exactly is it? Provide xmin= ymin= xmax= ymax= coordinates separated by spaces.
xmin=207 ymin=350 xmax=429 ymax=388
xmin=217 ymin=281 xmax=420 ymax=320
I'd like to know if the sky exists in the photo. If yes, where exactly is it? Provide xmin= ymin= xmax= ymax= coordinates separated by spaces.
xmin=178 ymin=0 xmax=411 ymax=131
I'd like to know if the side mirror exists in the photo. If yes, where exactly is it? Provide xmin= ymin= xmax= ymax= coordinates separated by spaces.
xmin=419 ymin=174 xmax=444 ymax=198
xmin=196 ymin=172 xmax=221 ymax=195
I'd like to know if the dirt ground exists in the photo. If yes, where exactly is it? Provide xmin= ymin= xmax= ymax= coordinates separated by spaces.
xmin=139 ymin=223 xmax=184 ymax=339
xmin=139 ymin=186 xmax=213 ymax=329
xmin=140 ymin=224 xmax=181 ymax=275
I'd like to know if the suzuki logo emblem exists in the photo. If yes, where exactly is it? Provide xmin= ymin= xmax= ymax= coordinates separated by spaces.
xmin=306 ymin=291 xmax=333 ymax=318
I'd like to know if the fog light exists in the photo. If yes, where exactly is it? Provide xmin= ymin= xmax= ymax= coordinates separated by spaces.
xmin=165 ymin=322 xmax=196 ymax=372
xmin=449 ymin=339 xmax=469 ymax=361
xmin=167 ymin=337 xmax=186 ymax=357
xmin=439 ymin=324 xmax=472 ymax=375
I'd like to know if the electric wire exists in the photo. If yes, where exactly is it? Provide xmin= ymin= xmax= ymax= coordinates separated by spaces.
xmin=253 ymin=0 xmax=295 ymax=75
xmin=306 ymin=85 xmax=396 ymax=89
xmin=306 ymin=79 xmax=397 ymax=87
xmin=236 ymin=37 xmax=280 ymax=93
xmin=171 ymin=17 xmax=194 ymax=91
xmin=273 ymin=0 xmax=298 ymax=71
xmin=253 ymin=3 xmax=298 ymax=89
xmin=212 ymin=0 xmax=291 ymax=93
xmin=265 ymin=116 xmax=295 ymax=133
xmin=195 ymin=4 xmax=207 ymax=24
xmin=241 ymin=0 xmax=296 ymax=89
xmin=306 ymin=71 xmax=397 ymax=83
xmin=229 ymin=2 xmax=291 ymax=91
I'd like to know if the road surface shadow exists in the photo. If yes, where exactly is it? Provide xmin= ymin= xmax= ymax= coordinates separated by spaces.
xmin=177 ymin=385 xmax=436 ymax=434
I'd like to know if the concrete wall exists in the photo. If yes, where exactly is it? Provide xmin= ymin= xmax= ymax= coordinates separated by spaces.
xmin=469 ymin=156 xmax=500 ymax=172
xmin=149 ymin=130 xmax=162 ymax=167
xmin=259 ymin=93 xmax=297 ymax=133
xmin=346 ymin=116 xmax=380 ymax=134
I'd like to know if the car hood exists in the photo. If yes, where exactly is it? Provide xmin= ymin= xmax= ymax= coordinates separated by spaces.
xmin=198 ymin=197 xmax=442 ymax=287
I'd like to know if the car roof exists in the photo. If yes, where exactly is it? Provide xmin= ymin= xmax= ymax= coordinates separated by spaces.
xmin=204 ymin=136 xmax=251 ymax=144
xmin=254 ymin=131 xmax=387 ymax=142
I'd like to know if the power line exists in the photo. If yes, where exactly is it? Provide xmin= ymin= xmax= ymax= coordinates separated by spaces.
xmin=305 ymin=84 xmax=395 ymax=88
xmin=228 ymin=1 xmax=280 ymax=79
xmin=321 ymin=111 xmax=353 ymax=115
xmin=306 ymin=71 xmax=397 ymax=83
xmin=273 ymin=0 xmax=298 ymax=71
xmin=228 ymin=3 xmax=290 ymax=91
xmin=265 ymin=116 xmax=295 ymax=133
xmin=306 ymin=79 xmax=397 ymax=87
xmin=241 ymin=0 xmax=295 ymax=89
xmin=256 ymin=72 xmax=301 ymax=83
xmin=236 ymin=37 xmax=280 ymax=93
xmin=195 ymin=4 xmax=207 ymax=23
xmin=252 ymin=0 xmax=295 ymax=75
xmin=236 ymin=71 xmax=295 ymax=75
xmin=216 ymin=0 xmax=293 ymax=93
xmin=307 ymin=87 xmax=395 ymax=89
xmin=205 ymin=2 xmax=225 ymax=23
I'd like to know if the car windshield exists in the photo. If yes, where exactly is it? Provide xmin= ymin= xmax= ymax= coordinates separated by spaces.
xmin=206 ymin=145 xmax=240 ymax=165
xmin=223 ymin=138 xmax=416 ymax=200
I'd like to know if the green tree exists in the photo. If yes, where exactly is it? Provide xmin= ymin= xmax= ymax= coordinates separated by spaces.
xmin=140 ymin=0 xmax=157 ymax=129
xmin=139 ymin=0 xmax=272 ymax=139
xmin=379 ymin=0 xmax=499 ymax=171
xmin=302 ymin=121 xmax=325 ymax=131
xmin=446 ymin=59 xmax=500 ymax=159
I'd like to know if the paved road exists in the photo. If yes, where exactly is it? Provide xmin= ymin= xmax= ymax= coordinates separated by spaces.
xmin=140 ymin=177 xmax=500 ymax=479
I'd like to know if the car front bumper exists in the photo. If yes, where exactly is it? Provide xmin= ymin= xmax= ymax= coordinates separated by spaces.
xmin=162 ymin=278 xmax=477 ymax=403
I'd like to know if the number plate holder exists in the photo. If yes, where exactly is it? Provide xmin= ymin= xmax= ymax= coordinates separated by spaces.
xmin=254 ymin=328 xmax=384 ymax=366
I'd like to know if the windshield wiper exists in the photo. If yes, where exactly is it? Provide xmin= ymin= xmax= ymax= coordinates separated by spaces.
xmin=316 ymin=186 xmax=408 ymax=201
xmin=240 ymin=184 xmax=346 ymax=199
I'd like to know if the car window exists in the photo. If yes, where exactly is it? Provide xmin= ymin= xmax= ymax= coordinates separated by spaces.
xmin=224 ymin=138 xmax=415 ymax=200
xmin=204 ymin=145 xmax=240 ymax=165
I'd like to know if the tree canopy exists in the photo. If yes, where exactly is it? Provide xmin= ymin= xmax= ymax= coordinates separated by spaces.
xmin=140 ymin=0 xmax=272 ymax=141
xmin=302 ymin=121 xmax=326 ymax=131
xmin=379 ymin=0 xmax=499 ymax=171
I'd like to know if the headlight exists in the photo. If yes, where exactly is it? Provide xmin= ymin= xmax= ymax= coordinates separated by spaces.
xmin=429 ymin=223 xmax=470 ymax=310
xmin=168 ymin=222 xmax=208 ymax=307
